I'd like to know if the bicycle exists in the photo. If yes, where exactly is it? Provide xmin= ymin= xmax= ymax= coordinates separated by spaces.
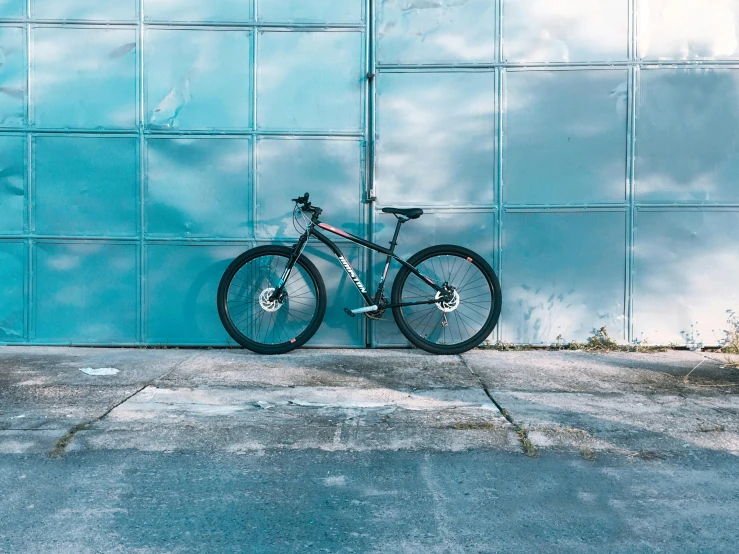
xmin=217 ymin=193 xmax=502 ymax=355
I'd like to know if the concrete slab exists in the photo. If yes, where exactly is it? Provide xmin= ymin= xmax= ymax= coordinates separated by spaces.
xmin=2 ymin=450 xmax=738 ymax=553
xmin=162 ymin=349 xmax=478 ymax=390
xmin=2 ymin=347 xmax=739 ymax=552
xmin=0 ymin=347 xmax=199 ymax=432
xmin=0 ymin=348 xmax=512 ymax=456
xmin=463 ymin=350 xmax=737 ymax=394
xmin=463 ymin=350 xmax=739 ymax=457
xmin=73 ymin=385 xmax=514 ymax=453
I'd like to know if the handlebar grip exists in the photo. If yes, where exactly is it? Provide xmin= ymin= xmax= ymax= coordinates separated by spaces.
xmin=291 ymin=192 xmax=311 ymax=204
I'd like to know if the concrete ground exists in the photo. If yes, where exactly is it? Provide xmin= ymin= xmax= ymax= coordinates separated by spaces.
xmin=1 ymin=347 xmax=738 ymax=553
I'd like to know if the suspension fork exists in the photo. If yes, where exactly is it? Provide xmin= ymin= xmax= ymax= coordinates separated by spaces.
xmin=270 ymin=227 xmax=311 ymax=301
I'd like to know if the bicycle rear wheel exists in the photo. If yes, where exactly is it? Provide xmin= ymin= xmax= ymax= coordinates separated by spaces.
xmin=391 ymin=245 xmax=501 ymax=355
xmin=217 ymin=245 xmax=326 ymax=354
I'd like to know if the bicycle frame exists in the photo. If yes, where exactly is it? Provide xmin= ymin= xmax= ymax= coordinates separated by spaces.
xmin=272 ymin=213 xmax=445 ymax=311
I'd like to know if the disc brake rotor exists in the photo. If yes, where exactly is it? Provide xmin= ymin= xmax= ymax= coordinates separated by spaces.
xmin=435 ymin=290 xmax=460 ymax=313
xmin=259 ymin=288 xmax=282 ymax=312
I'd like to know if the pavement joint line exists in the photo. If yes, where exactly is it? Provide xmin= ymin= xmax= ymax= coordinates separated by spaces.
xmin=458 ymin=354 xmax=540 ymax=458
xmin=48 ymin=352 xmax=203 ymax=458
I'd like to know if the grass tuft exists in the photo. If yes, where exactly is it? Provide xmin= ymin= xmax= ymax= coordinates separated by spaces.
xmin=580 ymin=447 xmax=597 ymax=462
xmin=517 ymin=428 xmax=539 ymax=458
xmin=480 ymin=328 xmax=666 ymax=353
xmin=719 ymin=310 xmax=739 ymax=368
xmin=50 ymin=422 xmax=89 ymax=458
xmin=453 ymin=422 xmax=500 ymax=430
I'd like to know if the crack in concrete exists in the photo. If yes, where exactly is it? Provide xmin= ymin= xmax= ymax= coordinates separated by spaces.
xmin=49 ymin=353 xmax=202 ymax=458
xmin=459 ymin=354 xmax=539 ymax=458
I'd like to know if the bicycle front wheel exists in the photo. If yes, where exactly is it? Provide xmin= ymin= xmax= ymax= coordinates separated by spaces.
xmin=391 ymin=245 xmax=501 ymax=355
xmin=217 ymin=245 xmax=326 ymax=354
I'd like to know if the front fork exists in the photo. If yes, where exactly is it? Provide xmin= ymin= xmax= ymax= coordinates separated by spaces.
xmin=270 ymin=227 xmax=311 ymax=302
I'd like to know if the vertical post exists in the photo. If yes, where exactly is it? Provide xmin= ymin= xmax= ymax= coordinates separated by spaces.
xmin=137 ymin=0 xmax=145 ymax=344
xmin=251 ymin=0 xmax=258 ymax=244
xmin=495 ymin=0 xmax=505 ymax=344
xmin=26 ymin=0 xmax=33 ymax=342
xmin=365 ymin=0 xmax=376 ymax=348
xmin=626 ymin=0 xmax=638 ymax=344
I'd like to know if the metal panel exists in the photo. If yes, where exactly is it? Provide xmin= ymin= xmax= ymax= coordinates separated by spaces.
xmin=504 ymin=69 xmax=628 ymax=205
xmin=0 ymin=241 xmax=24 ymax=342
xmin=145 ymin=29 xmax=251 ymax=131
xmin=638 ymin=0 xmax=739 ymax=60
xmin=256 ymin=137 xmax=363 ymax=240
xmin=146 ymin=137 xmax=251 ymax=238
xmin=0 ymin=1 xmax=24 ymax=19
xmin=31 ymin=0 xmax=137 ymax=21
xmin=34 ymin=136 xmax=138 ymax=236
xmin=258 ymin=0 xmax=364 ymax=24
xmin=0 ymin=134 xmax=25 ymax=234
xmin=636 ymin=68 xmax=739 ymax=204
xmin=143 ymin=0 xmax=252 ymax=23
xmin=372 ymin=209 xmax=496 ymax=346
xmin=31 ymin=27 xmax=137 ymax=129
xmin=633 ymin=209 xmax=739 ymax=346
xmin=501 ymin=211 xmax=627 ymax=345
xmin=146 ymin=244 xmax=245 ymax=345
xmin=34 ymin=242 xmax=138 ymax=343
xmin=503 ymin=0 xmax=628 ymax=62
xmin=0 ymin=26 xmax=25 ymax=126
xmin=376 ymin=0 xmax=496 ymax=65
xmin=256 ymin=30 xmax=364 ymax=133
xmin=303 ymin=244 xmax=365 ymax=347
xmin=375 ymin=71 xmax=496 ymax=206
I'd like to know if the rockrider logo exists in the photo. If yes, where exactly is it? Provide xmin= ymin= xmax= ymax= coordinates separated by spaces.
xmin=338 ymin=256 xmax=366 ymax=293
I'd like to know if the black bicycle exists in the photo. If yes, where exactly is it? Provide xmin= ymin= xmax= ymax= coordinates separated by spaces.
xmin=217 ymin=193 xmax=502 ymax=355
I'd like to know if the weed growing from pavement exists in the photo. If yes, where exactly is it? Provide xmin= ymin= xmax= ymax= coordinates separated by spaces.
xmin=580 ymin=447 xmax=597 ymax=462
xmin=453 ymin=422 xmax=501 ymax=430
xmin=583 ymin=327 xmax=619 ymax=350
xmin=681 ymin=324 xmax=704 ymax=351
xmin=480 ymin=327 xmax=665 ymax=353
xmin=718 ymin=310 xmax=739 ymax=368
xmin=517 ymin=428 xmax=539 ymax=458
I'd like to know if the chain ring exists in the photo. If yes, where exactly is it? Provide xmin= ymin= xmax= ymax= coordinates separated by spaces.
xmin=364 ymin=295 xmax=388 ymax=320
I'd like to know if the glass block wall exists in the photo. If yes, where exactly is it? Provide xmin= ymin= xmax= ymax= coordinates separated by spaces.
xmin=1 ymin=0 xmax=738 ymax=347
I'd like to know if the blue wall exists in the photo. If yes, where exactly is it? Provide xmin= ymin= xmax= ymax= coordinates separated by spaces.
xmin=1 ymin=1 xmax=738 ymax=347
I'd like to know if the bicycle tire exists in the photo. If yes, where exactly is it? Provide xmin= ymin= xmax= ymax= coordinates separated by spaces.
xmin=391 ymin=245 xmax=502 ymax=355
xmin=217 ymin=245 xmax=326 ymax=354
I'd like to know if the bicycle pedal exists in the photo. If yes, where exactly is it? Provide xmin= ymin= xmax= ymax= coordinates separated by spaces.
xmin=345 ymin=305 xmax=379 ymax=317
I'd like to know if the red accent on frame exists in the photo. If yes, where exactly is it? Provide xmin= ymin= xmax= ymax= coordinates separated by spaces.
xmin=290 ymin=338 xmax=296 ymax=343
xmin=467 ymin=257 xmax=473 ymax=262
xmin=317 ymin=222 xmax=352 ymax=239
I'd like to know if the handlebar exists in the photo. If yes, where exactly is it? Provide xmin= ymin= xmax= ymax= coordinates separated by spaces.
xmin=292 ymin=192 xmax=322 ymax=217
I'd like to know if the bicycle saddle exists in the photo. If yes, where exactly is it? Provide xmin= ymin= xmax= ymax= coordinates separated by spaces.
xmin=382 ymin=207 xmax=424 ymax=220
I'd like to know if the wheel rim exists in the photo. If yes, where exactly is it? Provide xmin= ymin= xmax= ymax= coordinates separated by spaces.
xmin=399 ymin=254 xmax=494 ymax=348
xmin=225 ymin=254 xmax=319 ymax=346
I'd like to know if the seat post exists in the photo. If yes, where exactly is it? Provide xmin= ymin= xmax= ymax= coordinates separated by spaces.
xmin=374 ymin=217 xmax=405 ymax=305
xmin=388 ymin=217 xmax=404 ymax=254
